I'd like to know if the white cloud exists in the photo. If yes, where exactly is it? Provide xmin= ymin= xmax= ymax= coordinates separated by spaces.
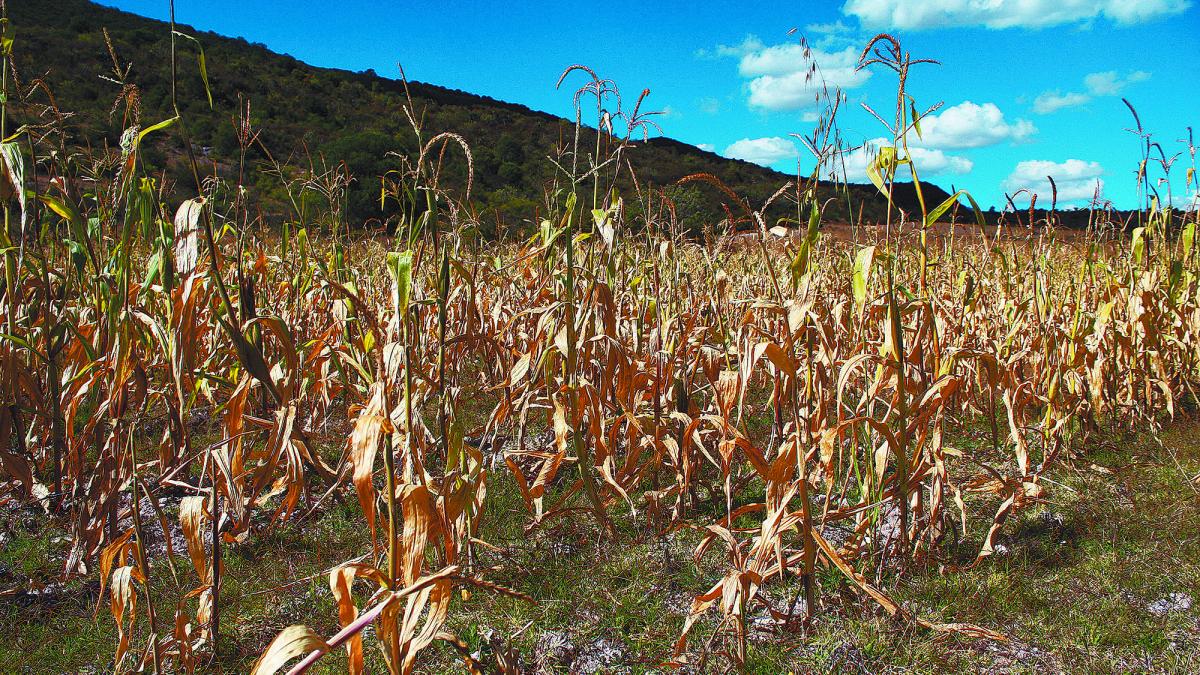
xmin=1180 ymin=189 xmax=1200 ymax=211
xmin=698 ymin=97 xmax=721 ymax=115
xmin=723 ymin=137 xmax=799 ymax=167
xmin=746 ymin=71 xmax=838 ymax=110
xmin=713 ymin=36 xmax=872 ymax=111
xmin=800 ymin=20 xmax=860 ymax=50
xmin=844 ymin=0 xmax=1191 ymax=30
xmin=1033 ymin=91 xmax=1091 ymax=114
xmin=696 ymin=143 xmax=715 ymax=152
xmin=834 ymin=138 xmax=974 ymax=181
xmin=1102 ymin=1 xmax=1194 ymax=25
xmin=1084 ymin=70 xmax=1151 ymax=96
xmin=804 ymin=20 xmax=853 ymax=36
xmin=820 ymin=102 xmax=1027 ymax=182
xmin=709 ymin=35 xmax=765 ymax=59
xmin=908 ymin=147 xmax=974 ymax=175
xmin=1003 ymin=159 xmax=1105 ymax=205
xmin=1031 ymin=70 xmax=1151 ymax=115
xmin=910 ymin=101 xmax=1036 ymax=149
xmin=745 ymin=44 xmax=871 ymax=110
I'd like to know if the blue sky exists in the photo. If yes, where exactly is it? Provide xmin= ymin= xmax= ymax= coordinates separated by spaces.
xmin=102 ymin=0 xmax=1198 ymax=209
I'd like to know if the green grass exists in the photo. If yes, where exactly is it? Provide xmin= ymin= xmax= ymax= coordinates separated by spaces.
xmin=4 ymin=420 xmax=1200 ymax=673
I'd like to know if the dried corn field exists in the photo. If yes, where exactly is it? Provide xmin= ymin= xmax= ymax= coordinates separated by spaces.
xmin=2 ymin=11 xmax=1200 ymax=675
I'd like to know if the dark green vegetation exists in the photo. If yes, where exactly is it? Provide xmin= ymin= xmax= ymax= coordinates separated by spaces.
xmin=4 ymin=418 xmax=1200 ymax=673
xmin=9 ymin=0 xmax=968 ymax=233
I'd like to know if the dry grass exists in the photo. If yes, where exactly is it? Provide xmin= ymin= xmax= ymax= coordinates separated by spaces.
xmin=1 ymin=7 xmax=1199 ymax=674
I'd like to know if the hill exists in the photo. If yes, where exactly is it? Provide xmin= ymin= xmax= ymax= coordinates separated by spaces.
xmin=9 ymin=0 xmax=965 ymax=232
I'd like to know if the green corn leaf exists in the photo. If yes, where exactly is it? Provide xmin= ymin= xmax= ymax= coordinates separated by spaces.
xmin=1132 ymin=226 xmax=1146 ymax=265
xmin=962 ymin=191 xmax=987 ymax=230
xmin=790 ymin=239 xmax=811 ymax=290
xmin=64 ymin=239 xmax=88 ymax=278
xmin=173 ymin=31 xmax=214 ymax=110
xmin=140 ymin=251 xmax=163 ymax=294
xmin=0 ymin=333 xmax=48 ymax=364
xmin=866 ymin=146 xmax=896 ymax=202
xmin=1128 ymin=227 xmax=1147 ymax=266
xmin=38 ymin=192 xmax=84 ymax=235
xmin=388 ymin=249 xmax=414 ymax=314
xmin=925 ymin=190 xmax=963 ymax=227
xmin=1169 ymin=260 xmax=1184 ymax=298
xmin=136 ymin=116 xmax=180 ymax=149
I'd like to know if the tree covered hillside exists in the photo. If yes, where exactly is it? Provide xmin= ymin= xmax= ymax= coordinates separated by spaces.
xmin=10 ymin=0 xmax=961 ymax=232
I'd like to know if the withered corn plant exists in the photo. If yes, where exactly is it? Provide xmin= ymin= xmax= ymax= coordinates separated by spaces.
xmin=3 ymin=9 xmax=1200 ymax=673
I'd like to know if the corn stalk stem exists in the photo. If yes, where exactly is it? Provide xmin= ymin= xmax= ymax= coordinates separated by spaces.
xmin=563 ymin=196 xmax=611 ymax=534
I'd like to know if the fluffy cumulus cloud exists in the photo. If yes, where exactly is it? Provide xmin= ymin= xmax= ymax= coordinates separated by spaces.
xmin=820 ymin=101 xmax=1032 ymax=182
xmin=1003 ymin=159 xmax=1105 ymax=205
xmin=902 ymin=147 xmax=974 ymax=175
xmin=810 ymin=101 xmax=1030 ymax=182
xmin=835 ymin=138 xmax=974 ymax=181
xmin=821 ymin=101 xmax=1031 ymax=182
xmin=843 ymin=0 xmax=1191 ymax=30
xmin=1032 ymin=70 xmax=1151 ymax=114
xmin=723 ymin=136 xmax=798 ymax=167
xmin=712 ymin=36 xmax=872 ymax=111
xmin=911 ymin=101 xmax=1036 ymax=149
